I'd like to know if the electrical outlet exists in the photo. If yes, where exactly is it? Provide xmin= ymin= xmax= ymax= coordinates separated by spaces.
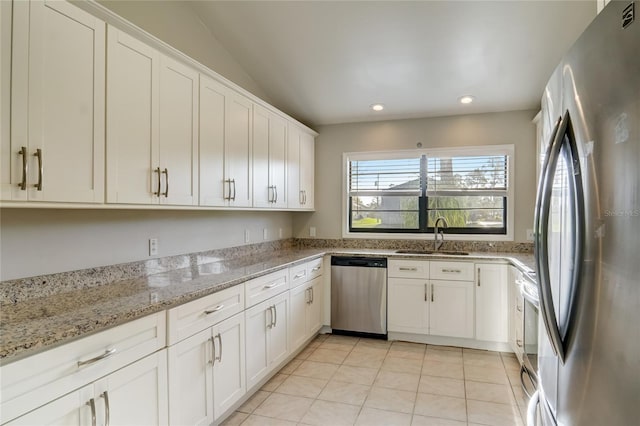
xmin=149 ymin=238 xmax=158 ymax=256
xmin=263 ymin=228 xmax=268 ymax=240
xmin=245 ymin=229 xmax=250 ymax=243
xmin=526 ymin=229 xmax=535 ymax=241
xmin=309 ymin=226 xmax=316 ymax=237
xmin=278 ymin=228 xmax=283 ymax=238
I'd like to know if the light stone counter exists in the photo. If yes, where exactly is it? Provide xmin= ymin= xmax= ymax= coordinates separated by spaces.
xmin=0 ymin=243 xmax=534 ymax=364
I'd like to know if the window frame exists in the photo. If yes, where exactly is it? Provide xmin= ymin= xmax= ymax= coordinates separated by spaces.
xmin=342 ymin=145 xmax=515 ymax=241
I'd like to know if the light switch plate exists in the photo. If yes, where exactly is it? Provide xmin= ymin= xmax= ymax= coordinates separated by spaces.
xmin=309 ymin=227 xmax=316 ymax=237
xmin=526 ymin=229 xmax=535 ymax=241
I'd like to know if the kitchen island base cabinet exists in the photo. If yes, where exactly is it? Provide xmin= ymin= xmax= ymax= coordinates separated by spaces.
xmin=6 ymin=351 xmax=168 ymax=426
xmin=245 ymin=292 xmax=289 ymax=390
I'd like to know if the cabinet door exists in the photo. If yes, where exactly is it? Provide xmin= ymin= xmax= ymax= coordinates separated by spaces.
xmin=252 ymin=104 xmax=271 ymax=207
xmin=212 ymin=313 xmax=246 ymax=420
xmin=225 ymin=92 xmax=252 ymax=207
xmin=388 ymin=278 xmax=429 ymax=334
xmin=268 ymin=292 xmax=290 ymax=368
xmin=10 ymin=0 xmax=105 ymax=203
xmin=0 ymin=0 xmax=13 ymax=200
xmin=286 ymin=124 xmax=301 ymax=208
xmin=289 ymin=281 xmax=309 ymax=350
xmin=98 ymin=350 xmax=169 ymax=426
xmin=167 ymin=329 xmax=213 ymax=426
xmin=245 ymin=300 xmax=270 ymax=389
xmin=158 ymin=55 xmax=198 ymax=205
xmin=269 ymin=113 xmax=288 ymax=208
xmin=199 ymin=74 xmax=227 ymax=206
xmin=475 ymin=263 xmax=509 ymax=342
xmin=5 ymin=386 xmax=92 ymax=426
xmin=106 ymin=26 xmax=160 ymax=204
xmin=299 ymin=131 xmax=315 ymax=209
xmin=429 ymin=280 xmax=474 ymax=339
xmin=306 ymin=277 xmax=323 ymax=337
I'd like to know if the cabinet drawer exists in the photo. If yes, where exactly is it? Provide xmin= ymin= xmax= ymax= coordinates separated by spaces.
xmin=289 ymin=263 xmax=308 ymax=289
xmin=306 ymin=257 xmax=323 ymax=281
xmin=167 ymin=284 xmax=244 ymax=345
xmin=388 ymin=260 xmax=428 ymax=278
xmin=0 ymin=312 xmax=166 ymax=424
xmin=430 ymin=261 xmax=474 ymax=281
xmin=245 ymin=269 xmax=289 ymax=308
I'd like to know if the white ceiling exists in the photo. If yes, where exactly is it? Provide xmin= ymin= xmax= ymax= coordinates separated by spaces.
xmin=188 ymin=1 xmax=596 ymax=126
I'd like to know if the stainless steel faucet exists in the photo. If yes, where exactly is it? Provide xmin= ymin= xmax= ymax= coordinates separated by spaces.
xmin=434 ymin=216 xmax=448 ymax=251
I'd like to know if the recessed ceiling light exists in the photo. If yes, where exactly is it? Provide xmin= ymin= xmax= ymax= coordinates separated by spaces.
xmin=370 ymin=103 xmax=384 ymax=111
xmin=459 ymin=95 xmax=475 ymax=104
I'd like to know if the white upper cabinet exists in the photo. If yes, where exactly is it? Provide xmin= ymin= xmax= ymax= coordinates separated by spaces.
xmin=0 ymin=0 xmax=13 ymax=200
xmin=253 ymin=105 xmax=287 ymax=208
xmin=2 ymin=0 xmax=105 ymax=203
xmin=287 ymin=124 xmax=315 ymax=209
xmin=158 ymin=55 xmax=199 ymax=206
xmin=199 ymin=74 xmax=227 ymax=207
xmin=107 ymin=27 xmax=198 ymax=206
xmin=106 ymin=27 xmax=159 ymax=205
xmin=225 ymin=92 xmax=253 ymax=207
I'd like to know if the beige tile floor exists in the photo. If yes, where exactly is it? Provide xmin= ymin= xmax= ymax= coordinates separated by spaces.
xmin=222 ymin=335 xmax=528 ymax=426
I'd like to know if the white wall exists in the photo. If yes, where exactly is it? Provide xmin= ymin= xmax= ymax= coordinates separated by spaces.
xmin=0 ymin=209 xmax=293 ymax=280
xmin=293 ymin=110 xmax=538 ymax=242
xmin=96 ymin=0 xmax=271 ymax=101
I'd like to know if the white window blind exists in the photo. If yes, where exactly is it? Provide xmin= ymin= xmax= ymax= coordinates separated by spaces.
xmin=426 ymin=155 xmax=508 ymax=196
xmin=349 ymin=157 xmax=421 ymax=197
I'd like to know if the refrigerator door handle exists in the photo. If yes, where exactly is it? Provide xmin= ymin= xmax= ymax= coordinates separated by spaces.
xmin=535 ymin=112 xmax=568 ymax=362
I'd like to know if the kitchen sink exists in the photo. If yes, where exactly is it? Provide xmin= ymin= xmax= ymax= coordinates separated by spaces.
xmin=395 ymin=249 xmax=469 ymax=256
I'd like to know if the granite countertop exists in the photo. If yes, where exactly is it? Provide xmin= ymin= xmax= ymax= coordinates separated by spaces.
xmin=0 ymin=248 xmax=535 ymax=365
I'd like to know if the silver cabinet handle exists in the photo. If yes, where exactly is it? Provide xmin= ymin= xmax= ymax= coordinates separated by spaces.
xmin=517 ymin=306 xmax=523 ymax=312
xmin=78 ymin=348 xmax=117 ymax=367
xmin=87 ymin=398 xmax=97 ymax=426
xmin=18 ymin=146 xmax=28 ymax=190
xmin=272 ymin=304 xmax=277 ymax=327
xmin=263 ymin=282 xmax=280 ymax=289
xmin=424 ymin=283 xmax=427 ymax=302
xmin=215 ymin=333 xmax=222 ymax=363
xmin=153 ymin=167 xmax=162 ymax=196
xmin=431 ymin=283 xmax=434 ymax=302
xmin=162 ymin=168 xmax=169 ymax=197
xmin=299 ymin=190 xmax=304 ymax=205
xmin=267 ymin=306 xmax=274 ymax=329
xmin=477 ymin=268 xmax=481 ymax=287
xmin=399 ymin=267 xmax=418 ymax=271
xmin=33 ymin=149 xmax=43 ymax=191
xmin=311 ymin=266 xmax=321 ymax=272
xmin=231 ymin=179 xmax=236 ymax=201
xmin=274 ymin=185 xmax=278 ymax=203
xmin=204 ymin=304 xmax=224 ymax=315
xmin=516 ymin=339 xmax=523 ymax=348
xmin=100 ymin=391 xmax=110 ymax=426
xmin=310 ymin=287 xmax=314 ymax=303
xmin=303 ymin=190 xmax=307 ymax=205
xmin=224 ymin=179 xmax=230 ymax=200
xmin=293 ymin=272 xmax=306 ymax=280
xmin=209 ymin=336 xmax=216 ymax=364
xmin=307 ymin=288 xmax=312 ymax=304
xmin=268 ymin=185 xmax=274 ymax=203
xmin=442 ymin=269 xmax=461 ymax=273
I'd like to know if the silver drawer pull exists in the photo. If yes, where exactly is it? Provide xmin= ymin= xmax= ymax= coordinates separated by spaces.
xmin=311 ymin=266 xmax=321 ymax=272
xmin=442 ymin=268 xmax=461 ymax=273
xmin=78 ymin=348 xmax=117 ymax=367
xmin=293 ymin=272 xmax=306 ymax=280
xmin=263 ymin=282 xmax=281 ymax=289
xmin=399 ymin=267 xmax=418 ymax=271
xmin=204 ymin=304 xmax=225 ymax=315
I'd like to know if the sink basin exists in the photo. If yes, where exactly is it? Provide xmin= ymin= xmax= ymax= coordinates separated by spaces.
xmin=395 ymin=249 xmax=469 ymax=256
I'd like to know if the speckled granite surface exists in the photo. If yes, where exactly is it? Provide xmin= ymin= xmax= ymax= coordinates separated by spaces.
xmin=0 ymin=239 xmax=535 ymax=364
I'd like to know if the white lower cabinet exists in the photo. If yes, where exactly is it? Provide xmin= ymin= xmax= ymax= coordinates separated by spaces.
xmin=475 ymin=263 xmax=509 ymax=343
xmin=245 ymin=291 xmax=289 ymax=390
xmin=429 ymin=280 xmax=474 ymax=339
xmin=168 ymin=313 xmax=245 ymax=424
xmin=290 ymin=276 xmax=323 ymax=349
xmin=388 ymin=260 xmax=474 ymax=339
xmin=7 ymin=350 xmax=168 ymax=426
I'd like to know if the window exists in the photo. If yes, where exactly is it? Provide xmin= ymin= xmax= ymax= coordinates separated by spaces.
xmin=346 ymin=145 xmax=513 ymax=238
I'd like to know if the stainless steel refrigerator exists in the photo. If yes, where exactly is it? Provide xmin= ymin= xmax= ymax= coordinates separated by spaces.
xmin=531 ymin=1 xmax=639 ymax=425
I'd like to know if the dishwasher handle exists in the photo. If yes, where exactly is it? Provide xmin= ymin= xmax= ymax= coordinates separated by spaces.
xmin=331 ymin=256 xmax=387 ymax=268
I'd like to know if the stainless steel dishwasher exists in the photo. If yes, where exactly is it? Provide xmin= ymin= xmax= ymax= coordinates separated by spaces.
xmin=330 ymin=256 xmax=387 ymax=338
